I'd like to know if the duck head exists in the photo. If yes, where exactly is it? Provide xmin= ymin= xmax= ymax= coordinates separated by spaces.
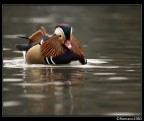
xmin=54 ymin=24 xmax=72 ymax=49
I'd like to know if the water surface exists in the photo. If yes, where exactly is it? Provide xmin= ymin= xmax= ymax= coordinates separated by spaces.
xmin=3 ymin=5 xmax=141 ymax=116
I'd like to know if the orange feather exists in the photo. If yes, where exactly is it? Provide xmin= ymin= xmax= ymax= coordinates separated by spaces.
xmin=71 ymin=35 xmax=85 ymax=57
xmin=41 ymin=34 xmax=85 ymax=58
xmin=28 ymin=27 xmax=47 ymax=45
xmin=28 ymin=26 xmax=85 ymax=59
xmin=41 ymin=35 xmax=66 ymax=58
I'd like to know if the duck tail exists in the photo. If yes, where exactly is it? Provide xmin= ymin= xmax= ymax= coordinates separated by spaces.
xmin=17 ymin=36 xmax=29 ymax=40
xmin=17 ymin=26 xmax=47 ymax=45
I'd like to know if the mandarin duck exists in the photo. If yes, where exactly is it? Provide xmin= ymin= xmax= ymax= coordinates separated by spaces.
xmin=16 ymin=24 xmax=87 ymax=65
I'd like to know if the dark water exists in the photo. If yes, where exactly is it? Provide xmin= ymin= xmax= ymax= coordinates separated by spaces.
xmin=2 ymin=5 xmax=142 ymax=116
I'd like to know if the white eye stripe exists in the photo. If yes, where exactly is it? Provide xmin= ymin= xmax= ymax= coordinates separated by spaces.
xmin=54 ymin=26 xmax=72 ymax=40
xmin=54 ymin=27 xmax=65 ymax=37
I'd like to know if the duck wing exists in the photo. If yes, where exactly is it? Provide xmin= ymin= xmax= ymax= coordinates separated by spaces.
xmin=70 ymin=35 xmax=85 ymax=57
xmin=41 ymin=35 xmax=66 ymax=58
xmin=41 ymin=35 xmax=87 ymax=65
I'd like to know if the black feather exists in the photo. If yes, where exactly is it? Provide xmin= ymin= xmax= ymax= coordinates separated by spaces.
xmin=52 ymin=50 xmax=86 ymax=64
xmin=16 ymin=44 xmax=28 ymax=51
xmin=16 ymin=43 xmax=38 ymax=51
xmin=17 ymin=36 xmax=29 ymax=40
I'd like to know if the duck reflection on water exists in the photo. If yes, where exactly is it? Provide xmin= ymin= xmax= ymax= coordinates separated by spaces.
xmin=20 ymin=67 xmax=85 ymax=115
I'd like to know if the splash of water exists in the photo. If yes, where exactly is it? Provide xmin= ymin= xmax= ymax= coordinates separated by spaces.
xmin=3 ymin=57 xmax=120 ymax=69
xmin=22 ymin=51 xmax=26 ymax=63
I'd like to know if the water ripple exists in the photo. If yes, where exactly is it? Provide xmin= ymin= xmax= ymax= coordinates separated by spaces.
xmin=12 ymin=81 xmax=72 ymax=87
xmin=3 ymin=34 xmax=26 ymax=39
xmin=106 ymin=91 xmax=124 ymax=94
xmin=3 ymin=78 xmax=23 ymax=82
xmin=3 ymin=58 xmax=119 ymax=69
xmin=19 ymin=94 xmax=47 ymax=99
xmin=11 ymin=17 xmax=55 ymax=23
xmin=93 ymin=73 xmax=116 ymax=75
xmin=3 ymin=48 xmax=11 ymax=51
xmin=3 ymin=101 xmax=22 ymax=107
xmin=108 ymin=77 xmax=128 ymax=80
